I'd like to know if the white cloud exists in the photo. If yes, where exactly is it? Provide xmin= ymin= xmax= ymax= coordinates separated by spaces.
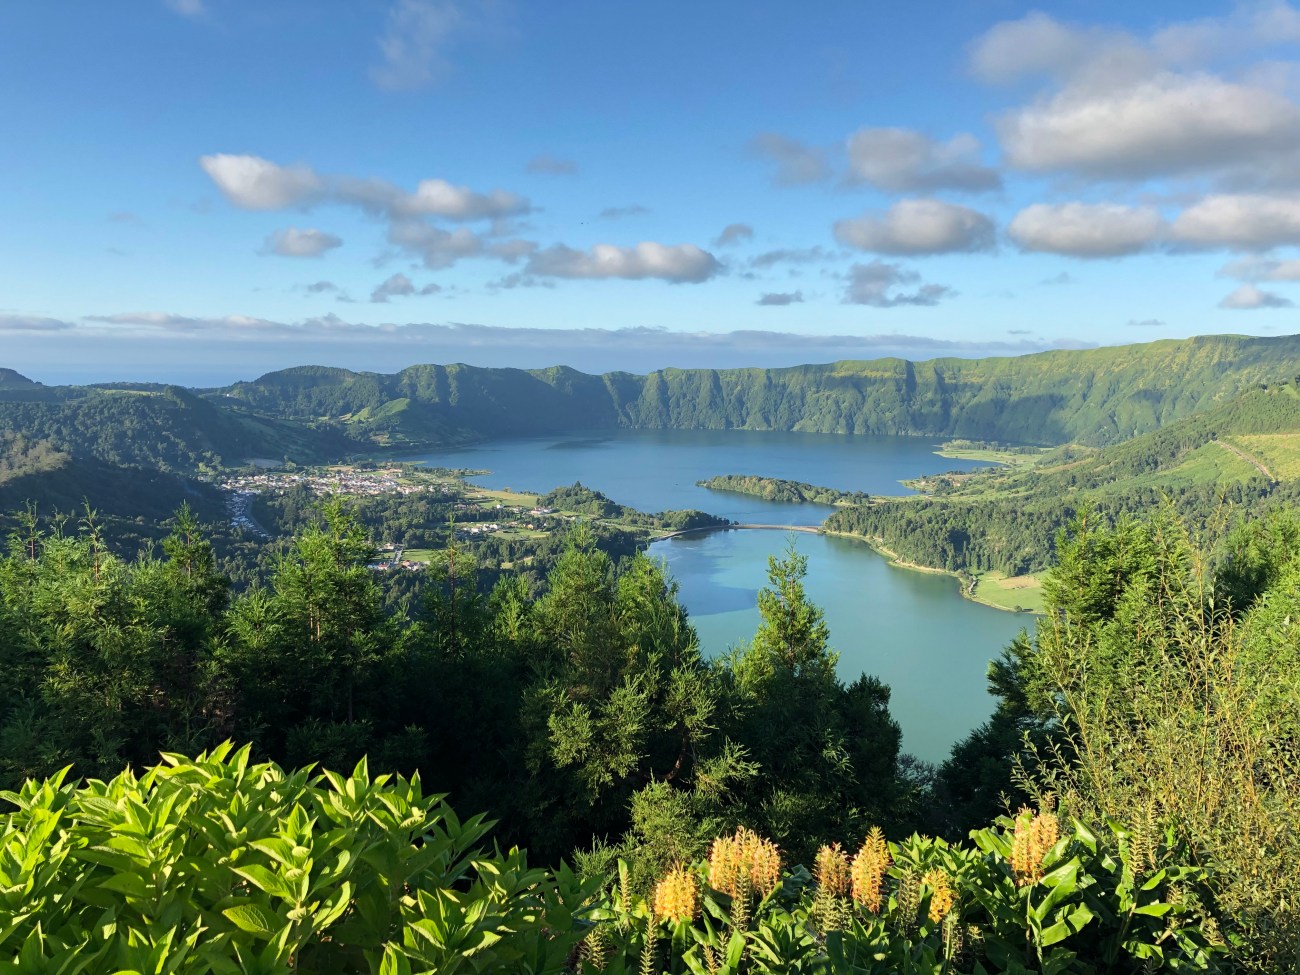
xmin=265 ymin=227 xmax=343 ymax=258
xmin=200 ymin=154 xmax=323 ymax=210
xmin=1218 ymin=256 xmax=1300 ymax=281
xmin=395 ymin=178 xmax=530 ymax=220
xmin=386 ymin=222 xmax=487 ymax=268
xmin=201 ymin=154 xmax=530 ymax=222
xmin=599 ymin=205 xmax=650 ymax=220
xmin=1219 ymin=283 xmax=1295 ymax=308
xmin=1008 ymin=202 xmax=1165 ymax=257
xmin=968 ymin=12 xmax=1141 ymax=86
xmin=369 ymin=273 xmax=442 ymax=302
xmin=749 ymin=132 xmax=831 ymax=185
xmin=163 ymin=0 xmax=205 ymax=18
xmin=998 ymin=73 xmax=1300 ymax=179
xmin=834 ymin=199 xmax=995 ymax=255
xmin=757 ymin=291 xmax=804 ymax=306
xmin=714 ymin=223 xmax=754 ymax=247
xmin=526 ymin=154 xmax=578 ymax=176
xmin=844 ymin=128 xmax=1000 ymax=192
xmin=371 ymin=0 xmax=464 ymax=91
xmin=843 ymin=261 xmax=955 ymax=307
xmin=1172 ymin=193 xmax=1300 ymax=250
xmin=524 ymin=242 xmax=721 ymax=283
xmin=86 ymin=312 xmax=285 ymax=331
xmin=0 ymin=314 xmax=74 ymax=331
xmin=749 ymin=246 xmax=832 ymax=268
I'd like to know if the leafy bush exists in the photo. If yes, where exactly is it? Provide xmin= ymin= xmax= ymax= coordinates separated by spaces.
xmin=584 ymin=816 xmax=1221 ymax=974
xmin=0 ymin=743 xmax=596 ymax=973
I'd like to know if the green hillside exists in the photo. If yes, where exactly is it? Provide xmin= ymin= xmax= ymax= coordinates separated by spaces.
xmin=211 ymin=333 xmax=1300 ymax=449
xmin=825 ymin=380 xmax=1300 ymax=576
xmin=0 ymin=383 xmax=348 ymax=470
xmin=6 ymin=333 xmax=1300 ymax=474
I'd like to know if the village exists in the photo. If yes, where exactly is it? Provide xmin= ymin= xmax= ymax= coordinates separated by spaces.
xmin=217 ymin=465 xmax=454 ymax=498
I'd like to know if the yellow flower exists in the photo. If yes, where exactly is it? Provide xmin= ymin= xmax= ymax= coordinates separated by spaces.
xmin=923 ymin=869 xmax=955 ymax=923
xmin=653 ymin=863 xmax=699 ymax=924
xmin=1010 ymin=807 xmax=1060 ymax=886
xmin=850 ymin=827 xmax=891 ymax=914
xmin=707 ymin=827 xmax=783 ymax=898
xmin=813 ymin=843 xmax=851 ymax=896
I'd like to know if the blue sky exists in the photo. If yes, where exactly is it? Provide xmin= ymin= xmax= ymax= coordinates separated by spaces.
xmin=3 ymin=1 xmax=1300 ymax=384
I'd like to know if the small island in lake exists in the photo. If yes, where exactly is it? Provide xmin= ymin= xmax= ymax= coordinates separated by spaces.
xmin=697 ymin=473 xmax=871 ymax=506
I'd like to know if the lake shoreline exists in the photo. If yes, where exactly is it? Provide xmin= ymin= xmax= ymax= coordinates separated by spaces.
xmin=651 ymin=522 xmax=1041 ymax=615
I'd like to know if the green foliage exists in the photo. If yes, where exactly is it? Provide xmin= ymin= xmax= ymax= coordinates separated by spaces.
xmin=205 ymin=334 xmax=1300 ymax=450
xmin=1000 ymin=510 xmax=1300 ymax=971
xmin=587 ymin=817 xmax=1220 ymax=974
xmin=0 ymin=744 xmax=597 ymax=973
xmin=698 ymin=474 xmax=870 ymax=506
xmin=826 ymin=381 xmax=1300 ymax=578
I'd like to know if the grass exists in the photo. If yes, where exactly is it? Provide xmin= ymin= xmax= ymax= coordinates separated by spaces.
xmin=467 ymin=486 xmax=540 ymax=507
xmin=971 ymin=571 xmax=1045 ymax=614
xmin=401 ymin=548 xmax=437 ymax=564
xmin=934 ymin=446 xmax=1048 ymax=468
xmin=1229 ymin=433 xmax=1300 ymax=481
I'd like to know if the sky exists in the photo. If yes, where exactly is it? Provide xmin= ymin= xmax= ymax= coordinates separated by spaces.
xmin=4 ymin=1 xmax=1300 ymax=385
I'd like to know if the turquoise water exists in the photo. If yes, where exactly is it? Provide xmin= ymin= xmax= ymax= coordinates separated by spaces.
xmin=408 ymin=429 xmax=1032 ymax=761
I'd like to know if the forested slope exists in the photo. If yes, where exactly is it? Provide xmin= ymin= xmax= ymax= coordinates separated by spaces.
xmin=5 ymin=334 xmax=1300 ymax=468
xmin=211 ymin=333 xmax=1300 ymax=449
xmin=826 ymin=381 xmax=1300 ymax=575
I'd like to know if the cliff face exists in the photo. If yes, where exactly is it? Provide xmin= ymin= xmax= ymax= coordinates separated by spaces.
xmin=214 ymin=334 xmax=1300 ymax=448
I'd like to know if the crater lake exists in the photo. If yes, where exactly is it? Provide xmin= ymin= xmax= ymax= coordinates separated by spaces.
xmin=408 ymin=429 xmax=1031 ymax=760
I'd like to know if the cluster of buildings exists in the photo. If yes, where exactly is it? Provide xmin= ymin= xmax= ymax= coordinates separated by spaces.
xmin=219 ymin=467 xmax=449 ymax=498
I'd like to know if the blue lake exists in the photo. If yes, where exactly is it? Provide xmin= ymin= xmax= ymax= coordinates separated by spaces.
xmin=409 ymin=429 xmax=1032 ymax=761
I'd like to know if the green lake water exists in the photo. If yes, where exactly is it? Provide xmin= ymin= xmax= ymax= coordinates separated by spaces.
xmin=411 ymin=429 xmax=1033 ymax=761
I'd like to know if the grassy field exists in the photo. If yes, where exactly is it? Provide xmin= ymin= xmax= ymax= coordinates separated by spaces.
xmin=467 ymin=486 xmax=540 ymax=507
xmin=971 ymin=571 xmax=1045 ymax=614
xmin=1229 ymin=433 xmax=1300 ymax=481
xmin=400 ymin=548 xmax=437 ymax=563
xmin=933 ymin=446 xmax=1049 ymax=468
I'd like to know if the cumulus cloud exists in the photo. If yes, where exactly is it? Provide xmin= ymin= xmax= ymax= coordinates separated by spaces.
xmin=524 ymin=242 xmax=721 ymax=283
xmin=1171 ymin=194 xmax=1300 ymax=250
xmin=200 ymin=154 xmax=530 ymax=223
xmin=371 ymin=0 xmax=464 ymax=90
xmin=1219 ymin=284 xmax=1294 ymax=309
xmin=749 ymin=132 xmax=831 ymax=185
xmin=391 ymin=178 xmax=530 ymax=221
xmin=265 ymin=227 xmax=343 ymax=258
xmin=749 ymin=246 xmax=832 ymax=268
xmin=998 ymin=74 xmax=1300 ymax=180
xmin=386 ymin=222 xmax=487 ymax=269
xmin=0 ymin=313 xmax=74 ymax=331
xmin=599 ymin=205 xmax=650 ymax=220
xmin=200 ymin=154 xmax=323 ymax=210
xmin=843 ymin=261 xmax=955 ymax=307
xmin=714 ymin=223 xmax=754 ymax=247
xmin=1128 ymin=318 xmax=1166 ymax=327
xmin=526 ymin=153 xmax=578 ymax=176
xmin=1008 ymin=202 xmax=1165 ymax=257
xmin=370 ymin=273 xmax=441 ymax=302
xmin=969 ymin=12 xmax=1149 ymax=88
xmin=757 ymin=291 xmax=803 ymax=306
xmin=1219 ymin=255 xmax=1300 ymax=281
xmin=303 ymin=281 xmax=341 ymax=294
xmin=834 ymin=199 xmax=995 ymax=255
xmin=844 ymin=128 xmax=1000 ymax=192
